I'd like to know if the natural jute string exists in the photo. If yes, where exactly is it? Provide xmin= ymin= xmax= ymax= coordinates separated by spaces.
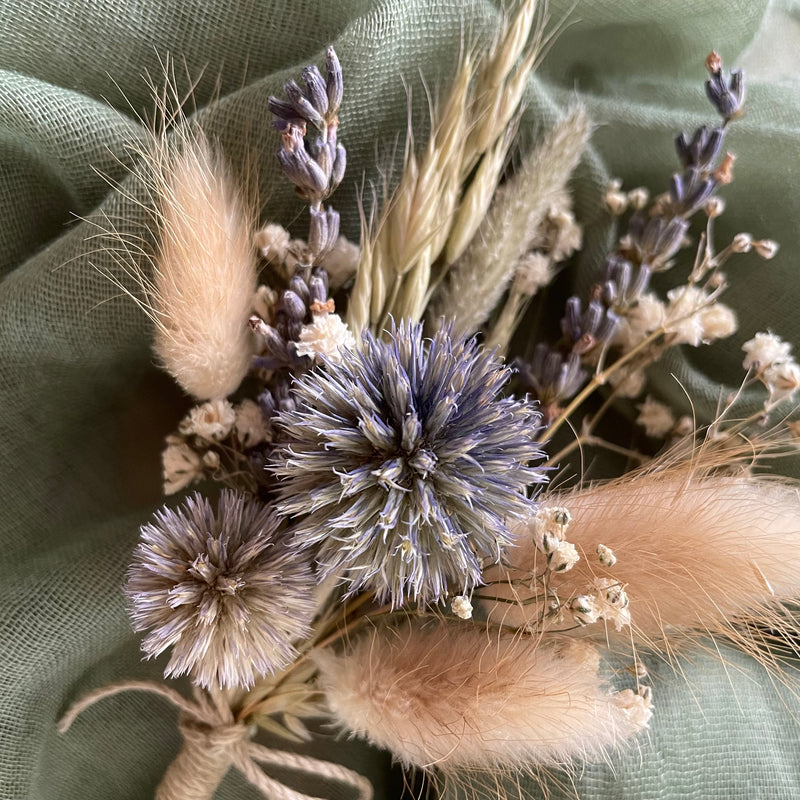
xmin=59 ymin=681 xmax=373 ymax=800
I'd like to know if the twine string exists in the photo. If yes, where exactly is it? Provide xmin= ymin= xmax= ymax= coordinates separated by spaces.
xmin=59 ymin=681 xmax=374 ymax=800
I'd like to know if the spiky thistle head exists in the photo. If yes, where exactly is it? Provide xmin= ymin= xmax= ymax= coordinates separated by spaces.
xmin=126 ymin=491 xmax=315 ymax=689
xmin=270 ymin=320 xmax=545 ymax=607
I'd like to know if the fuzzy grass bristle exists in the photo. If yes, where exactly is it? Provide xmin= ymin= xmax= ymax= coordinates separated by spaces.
xmin=489 ymin=469 xmax=800 ymax=665
xmin=144 ymin=128 xmax=257 ymax=400
xmin=314 ymin=618 xmax=650 ymax=774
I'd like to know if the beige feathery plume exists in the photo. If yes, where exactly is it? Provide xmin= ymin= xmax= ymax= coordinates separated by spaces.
xmin=314 ymin=619 xmax=650 ymax=773
xmin=488 ymin=471 xmax=800 ymax=657
xmin=429 ymin=106 xmax=590 ymax=338
xmin=141 ymin=129 xmax=257 ymax=400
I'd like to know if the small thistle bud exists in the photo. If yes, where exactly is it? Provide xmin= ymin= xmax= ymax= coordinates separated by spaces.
xmin=596 ymin=543 xmax=617 ymax=567
xmin=753 ymin=239 xmax=779 ymax=259
xmin=451 ymin=595 xmax=473 ymax=620
xmin=731 ymin=232 xmax=753 ymax=253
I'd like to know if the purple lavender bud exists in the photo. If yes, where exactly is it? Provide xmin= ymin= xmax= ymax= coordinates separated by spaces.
xmin=268 ymin=97 xmax=305 ymax=129
xmin=284 ymin=80 xmax=325 ymax=130
xmin=701 ymin=127 xmax=724 ymax=167
xmin=277 ymin=146 xmax=329 ymax=197
xmin=670 ymin=173 xmax=684 ymax=205
xmin=705 ymin=68 xmax=745 ymax=119
xmin=597 ymin=309 xmax=620 ymax=343
xmin=331 ymin=145 xmax=346 ymax=190
xmin=562 ymin=296 xmax=582 ymax=340
xmin=582 ymin=301 xmax=603 ymax=337
xmin=258 ymin=388 xmax=277 ymax=418
xmin=309 ymin=274 xmax=328 ymax=305
xmin=308 ymin=206 xmax=329 ymax=257
xmin=681 ymin=177 xmax=716 ymax=215
xmin=302 ymin=65 xmax=329 ymax=115
xmin=313 ymin=138 xmax=333 ymax=180
xmin=655 ymin=217 xmax=690 ymax=263
xmin=262 ymin=325 xmax=292 ymax=361
xmin=326 ymin=46 xmax=343 ymax=113
xmin=631 ymin=264 xmax=651 ymax=298
xmin=281 ymin=290 xmax=307 ymax=322
xmin=289 ymin=275 xmax=311 ymax=305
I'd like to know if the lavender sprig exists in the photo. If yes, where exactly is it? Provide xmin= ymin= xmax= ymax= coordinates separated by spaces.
xmin=269 ymin=47 xmax=346 ymax=262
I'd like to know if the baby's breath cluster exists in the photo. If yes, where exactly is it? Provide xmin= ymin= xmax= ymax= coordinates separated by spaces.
xmin=743 ymin=332 xmax=800 ymax=410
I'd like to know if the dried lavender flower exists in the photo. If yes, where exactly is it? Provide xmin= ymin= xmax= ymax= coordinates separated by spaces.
xmin=271 ymin=321 xmax=545 ymax=606
xmin=705 ymin=52 xmax=744 ymax=120
xmin=127 ymin=491 xmax=315 ymax=689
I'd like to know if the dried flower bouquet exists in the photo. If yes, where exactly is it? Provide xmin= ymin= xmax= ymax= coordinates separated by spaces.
xmin=59 ymin=2 xmax=800 ymax=798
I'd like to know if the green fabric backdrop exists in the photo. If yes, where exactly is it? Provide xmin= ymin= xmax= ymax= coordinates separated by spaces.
xmin=3 ymin=1 xmax=800 ymax=798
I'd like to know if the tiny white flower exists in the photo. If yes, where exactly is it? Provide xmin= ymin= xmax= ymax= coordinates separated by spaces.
xmin=549 ymin=211 xmax=583 ymax=261
xmin=162 ymin=436 xmax=203 ymax=495
xmin=570 ymin=595 xmax=600 ymax=626
xmin=742 ymin=332 xmax=792 ymax=371
xmin=605 ymin=189 xmax=629 ymax=216
xmin=593 ymin=577 xmax=631 ymax=631
xmin=665 ymin=286 xmax=708 ymax=346
xmin=596 ymin=543 xmax=617 ymax=567
xmin=608 ymin=367 xmax=646 ymax=399
xmin=764 ymin=361 xmax=800 ymax=405
xmin=627 ymin=187 xmax=649 ymax=210
xmin=699 ymin=302 xmax=737 ymax=341
xmin=179 ymin=399 xmax=236 ymax=443
xmin=625 ymin=293 xmax=666 ymax=345
xmin=319 ymin=235 xmax=360 ymax=289
xmin=513 ymin=252 xmax=552 ymax=295
xmin=636 ymin=396 xmax=676 ymax=438
xmin=614 ymin=687 xmax=654 ymax=728
xmin=234 ymin=399 xmax=270 ymax=448
xmin=753 ymin=239 xmax=779 ymax=260
xmin=704 ymin=196 xmax=725 ymax=217
xmin=731 ymin=232 xmax=753 ymax=253
xmin=295 ymin=313 xmax=356 ymax=364
xmin=451 ymin=595 xmax=473 ymax=620
xmin=548 ymin=541 xmax=580 ymax=573
xmin=254 ymin=223 xmax=291 ymax=264
xmin=202 ymin=450 xmax=220 ymax=470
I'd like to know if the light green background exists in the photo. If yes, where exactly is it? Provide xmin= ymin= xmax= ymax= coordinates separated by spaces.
xmin=3 ymin=1 xmax=800 ymax=798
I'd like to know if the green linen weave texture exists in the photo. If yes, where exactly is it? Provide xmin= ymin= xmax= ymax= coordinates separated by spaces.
xmin=2 ymin=1 xmax=800 ymax=798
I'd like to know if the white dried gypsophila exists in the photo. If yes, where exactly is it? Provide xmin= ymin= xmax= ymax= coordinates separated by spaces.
xmin=604 ymin=178 xmax=628 ymax=215
xmin=319 ymin=235 xmax=360 ymax=290
xmin=608 ymin=365 xmax=647 ymax=399
xmin=255 ymin=223 xmax=291 ymax=264
xmin=596 ymin=543 xmax=617 ymax=567
xmin=513 ymin=252 xmax=552 ymax=296
xmin=636 ymin=396 xmax=676 ymax=438
xmin=613 ymin=687 xmax=654 ymax=729
xmin=162 ymin=435 xmax=203 ymax=495
xmin=294 ymin=313 xmax=356 ymax=364
xmin=234 ymin=399 xmax=270 ymax=448
xmin=664 ymin=285 xmax=708 ymax=346
xmin=627 ymin=187 xmax=649 ymax=210
xmin=620 ymin=293 xmax=666 ymax=349
xmin=548 ymin=209 xmax=583 ymax=261
xmin=569 ymin=594 xmax=600 ymax=626
xmin=592 ymin=577 xmax=631 ymax=631
xmin=530 ymin=505 xmax=572 ymax=553
xmin=763 ymin=361 xmax=800 ymax=406
xmin=451 ymin=595 xmax=473 ymax=619
xmin=548 ymin=541 xmax=580 ymax=573
xmin=753 ymin=239 xmax=779 ymax=259
xmin=698 ymin=302 xmax=737 ymax=340
xmin=253 ymin=284 xmax=279 ymax=323
xmin=742 ymin=332 xmax=793 ymax=371
xmin=179 ymin=399 xmax=236 ymax=442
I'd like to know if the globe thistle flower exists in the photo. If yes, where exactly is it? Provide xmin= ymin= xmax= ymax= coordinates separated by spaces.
xmin=126 ymin=491 xmax=315 ymax=689
xmin=271 ymin=321 xmax=545 ymax=607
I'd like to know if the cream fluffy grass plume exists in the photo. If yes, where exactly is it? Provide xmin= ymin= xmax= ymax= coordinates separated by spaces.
xmin=490 ymin=470 xmax=800 ymax=654
xmin=143 ymin=126 xmax=257 ymax=400
xmin=314 ymin=620 xmax=651 ymax=772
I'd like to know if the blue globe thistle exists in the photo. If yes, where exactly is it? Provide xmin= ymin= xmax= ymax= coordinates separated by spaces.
xmin=271 ymin=321 xmax=545 ymax=606
xmin=126 ymin=491 xmax=316 ymax=689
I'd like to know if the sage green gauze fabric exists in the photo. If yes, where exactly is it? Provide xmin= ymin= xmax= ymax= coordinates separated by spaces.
xmin=3 ymin=1 xmax=800 ymax=799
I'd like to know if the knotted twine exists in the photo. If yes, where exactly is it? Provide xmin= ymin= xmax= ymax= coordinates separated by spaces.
xmin=59 ymin=681 xmax=373 ymax=800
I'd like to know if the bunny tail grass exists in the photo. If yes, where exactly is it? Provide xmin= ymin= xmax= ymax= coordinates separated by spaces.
xmin=314 ymin=619 xmax=650 ymax=773
xmin=495 ymin=471 xmax=800 ymax=664
xmin=141 ymin=126 xmax=257 ymax=400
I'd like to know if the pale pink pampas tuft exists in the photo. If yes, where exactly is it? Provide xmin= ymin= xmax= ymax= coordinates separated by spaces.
xmin=314 ymin=619 xmax=650 ymax=772
xmin=492 ymin=472 xmax=800 ymax=654
xmin=143 ymin=128 xmax=257 ymax=400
